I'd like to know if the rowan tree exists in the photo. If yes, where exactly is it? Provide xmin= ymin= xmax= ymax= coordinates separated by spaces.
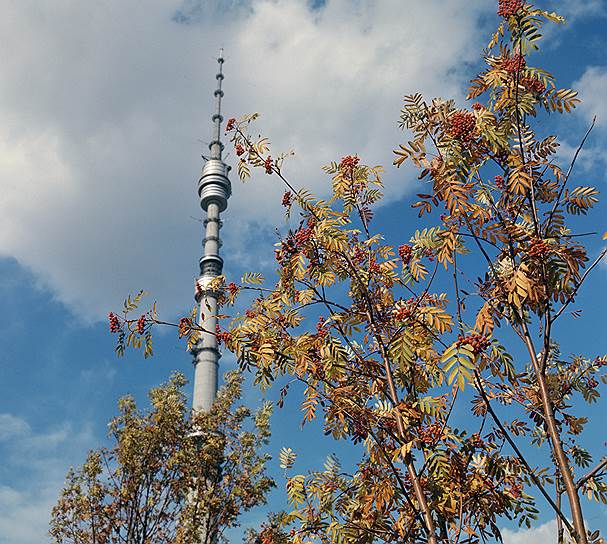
xmin=111 ymin=1 xmax=607 ymax=543
xmin=49 ymin=372 xmax=275 ymax=544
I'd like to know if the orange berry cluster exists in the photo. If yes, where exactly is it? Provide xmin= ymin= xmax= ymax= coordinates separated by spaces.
xmin=497 ymin=0 xmax=522 ymax=18
xmin=521 ymin=76 xmax=546 ymax=94
xmin=295 ymin=227 xmax=312 ymax=246
xmin=108 ymin=312 xmax=120 ymax=333
xmin=136 ymin=315 xmax=146 ymax=335
xmin=225 ymin=118 xmax=236 ymax=131
xmin=339 ymin=155 xmax=360 ymax=173
xmin=528 ymin=237 xmax=550 ymax=258
xmin=398 ymin=244 xmax=413 ymax=263
xmin=456 ymin=333 xmax=490 ymax=354
xmin=264 ymin=156 xmax=273 ymax=174
xmin=281 ymin=190 xmax=292 ymax=207
xmin=227 ymin=282 xmax=238 ymax=296
xmin=394 ymin=307 xmax=412 ymax=321
xmin=215 ymin=324 xmax=231 ymax=346
xmin=502 ymin=54 xmax=526 ymax=73
xmin=448 ymin=111 xmax=476 ymax=142
xmin=418 ymin=422 xmax=442 ymax=445
xmin=235 ymin=143 xmax=245 ymax=156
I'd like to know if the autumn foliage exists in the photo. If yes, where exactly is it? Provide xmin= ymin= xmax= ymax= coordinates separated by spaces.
xmin=107 ymin=2 xmax=607 ymax=544
xmin=50 ymin=372 xmax=274 ymax=544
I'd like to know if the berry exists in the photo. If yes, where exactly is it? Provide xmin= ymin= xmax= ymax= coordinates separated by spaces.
xmin=316 ymin=317 xmax=328 ymax=338
xmin=136 ymin=315 xmax=146 ymax=335
xmin=225 ymin=118 xmax=236 ymax=131
xmin=528 ymin=237 xmax=550 ymax=258
xmin=472 ymin=102 xmax=484 ymax=111
xmin=521 ymin=76 xmax=546 ymax=95
xmin=394 ymin=307 xmax=412 ymax=321
xmin=498 ymin=0 xmax=523 ymax=18
xmin=108 ymin=312 xmax=120 ymax=334
xmin=235 ymin=143 xmax=245 ymax=156
xmin=456 ymin=333 xmax=490 ymax=355
xmin=227 ymin=282 xmax=238 ymax=296
xmin=264 ymin=156 xmax=273 ymax=174
xmin=448 ymin=111 xmax=476 ymax=143
xmin=339 ymin=155 xmax=360 ymax=174
xmin=502 ymin=54 xmax=526 ymax=74
xmin=295 ymin=227 xmax=312 ymax=246
xmin=494 ymin=175 xmax=505 ymax=190
xmin=398 ymin=244 xmax=413 ymax=263
xmin=281 ymin=191 xmax=292 ymax=207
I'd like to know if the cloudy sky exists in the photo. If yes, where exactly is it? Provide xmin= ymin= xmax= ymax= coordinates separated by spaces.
xmin=1 ymin=0 xmax=606 ymax=542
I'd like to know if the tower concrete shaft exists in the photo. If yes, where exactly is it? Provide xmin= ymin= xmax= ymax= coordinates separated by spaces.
xmin=193 ymin=50 xmax=231 ymax=413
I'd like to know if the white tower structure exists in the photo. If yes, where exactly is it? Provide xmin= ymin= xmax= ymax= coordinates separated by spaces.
xmin=192 ymin=50 xmax=231 ymax=413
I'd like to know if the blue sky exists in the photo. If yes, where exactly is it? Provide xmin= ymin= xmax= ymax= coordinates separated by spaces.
xmin=1 ymin=0 xmax=606 ymax=542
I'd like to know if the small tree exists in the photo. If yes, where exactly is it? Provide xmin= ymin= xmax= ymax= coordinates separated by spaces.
xmin=50 ymin=372 xmax=274 ymax=544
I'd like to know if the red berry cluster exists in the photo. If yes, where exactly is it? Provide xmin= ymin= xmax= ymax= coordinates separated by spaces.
xmin=264 ymin=156 xmax=273 ymax=174
xmin=521 ymin=76 xmax=546 ymax=95
xmin=587 ymin=377 xmax=598 ymax=389
xmin=276 ymin=227 xmax=314 ymax=265
xmin=398 ymin=244 xmax=413 ymax=263
xmin=448 ymin=111 xmax=476 ymax=142
xmin=215 ymin=325 xmax=231 ymax=346
xmin=339 ymin=155 xmax=360 ymax=174
xmin=394 ymin=307 xmax=412 ymax=321
xmin=502 ymin=53 xmax=526 ymax=74
xmin=225 ymin=118 xmax=236 ymax=131
xmin=456 ymin=333 xmax=490 ymax=355
xmin=351 ymin=419 xmax=369 ymax=443
xmin=352 ymin=245 xmax=365 ymax=264
xmin=418 ymin=422 xmax=442 ymax=445
xmin=227 ymin=282 xmax=238 ymax=296
xmin=235 ymin=143 xmax=245 ymax=156
xmin=295 ymin=227 xmax=312 ymax=246
xmin=368 ymin=257 xmax=381 ymax=274
xmin=494 ymin=175 xmax=506 ymax=190
xmin=497 ymin=0 xmax=523 ymax=18
xmin=508 ymin=483 xmax=522 ymax=499
xmin=282 ymin=191 xmax=292 ymax=208
xmin=108 ymin=312 xmax=120 ymax=334
xmin=178 ymin=317 xmax=191 ymax=338
xmin=528 ymin=237 xmax=550 ymax=258
xmin=472 ymin=102 xmax=484 ymax=111
xmin=136 ymin=315 xmax=146 ymax=335
xmin=245 ymin=309 xmax=256 ymax=319
xmin=316 ymin=317 xmax=328 ymax=338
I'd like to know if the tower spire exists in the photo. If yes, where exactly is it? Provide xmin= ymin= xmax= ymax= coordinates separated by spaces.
xmin=209 ymin=48 xmax=224 ymax=161
xmin=192 ymin=49 xmax=231 ymax=413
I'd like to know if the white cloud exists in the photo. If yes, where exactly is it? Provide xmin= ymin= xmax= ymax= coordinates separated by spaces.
xmin=0 ymin=414 xmax=95 ymax=544
xmin=576 ymin=66 xmax=607 ymax=130
xmin=555 ymin=0 xmax=605 ymax=21
xmin=556 ymin=66 xmax=607 ymax=173
xmin=502 ymin=519 xmax=557 ymax=544
xmin=0 ymin=0 xmax=496 ymax=321
xmin=0 ymin=413 xmax=30 ymax=440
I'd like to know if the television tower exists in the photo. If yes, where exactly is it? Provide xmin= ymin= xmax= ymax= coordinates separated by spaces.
xmin=192 ymin=49 xmax=231 ymax=413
